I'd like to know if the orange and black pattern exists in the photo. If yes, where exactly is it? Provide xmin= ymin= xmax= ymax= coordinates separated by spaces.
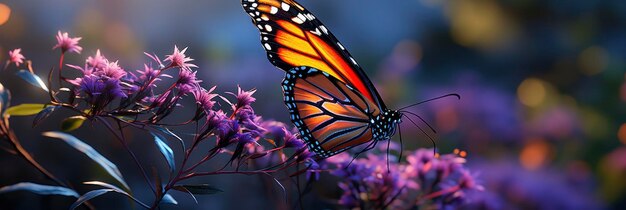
xmin=241 ymin=0 xmax=386 ymax=109
xmin=282 ymin=67 xmax=382 ymax=157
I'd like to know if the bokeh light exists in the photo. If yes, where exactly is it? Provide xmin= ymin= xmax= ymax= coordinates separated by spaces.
xmin=519 ymin=138 xmax=551 ymax=170
xmin=518 ymin=78 xmax=547 ymax=107
xmin=0 ymin=3 xmax=10 ymax=26
xmin=578 ymin=46 xmax=609 ymax=76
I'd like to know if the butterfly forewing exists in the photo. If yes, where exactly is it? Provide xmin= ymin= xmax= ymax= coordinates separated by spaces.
xmin=242 ymin=0 xmax=386 ymax=109
xmin=283 ymin=67 xmax=381 ymax=157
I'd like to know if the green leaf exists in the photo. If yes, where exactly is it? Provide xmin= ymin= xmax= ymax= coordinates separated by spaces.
xmin=172 ymin=184 xmax=223 ymax=195
xmin=161 ymin=193 xmax=178 ymax=205
xmin=152 ymin=133 xmax=175 ymax=172
xmin=4 ymin=103 xmax=47 ymax=117
xmin=0 ymin=182 xmax=78 ymax=197
xmin=82 ymin=181 xmax=149 ymax=208
xmin=70 ymin=189 xmax=113 ymax=210
xmin=32 ymin=105 xmax=58 ymax=127
xmin=15 ymin=70 xmax=49 ymax=92
xmin=61 ymin=116 xmax=87 ymax=131
xmin=42 ymin=132 xmax=130 ymax=191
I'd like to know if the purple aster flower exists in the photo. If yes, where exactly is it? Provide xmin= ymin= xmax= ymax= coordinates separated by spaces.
xmin=236 ymin=132 xmax=256 ymax=144
xmin=215 ymin=119 xmax=239 ymax=146
xmin=137 ymin=64 xmax=162 ymax=82
xmin=164 ymin=45 xmax=197 ymax=70
xmin=97 ymin=61 xmax=126 ymax=80
xmin=86 ymin=50 xmax=108 ymax=69
xmin=53 ymin=31 xmax=82 ymax=54
xmin=78 ymin=75 xmax=127 ymax=105
xmin=176 ymin=69 xmax=201 ymax=93
xmin=192 ymin=86 xmax=218 ymax=112
xmin=229 ymin=86 xmax=257 ymax=109
xmin=326 ymin=148 xmax=482 ymax=209
xmin=7 ymin=48 xmax=25 ymax=67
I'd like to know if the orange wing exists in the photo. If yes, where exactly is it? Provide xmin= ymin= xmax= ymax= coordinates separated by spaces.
xmin=282 ymin=66 xmax=381 ymax=157
xmin=242 ymin=0 xmax=386 ymax=109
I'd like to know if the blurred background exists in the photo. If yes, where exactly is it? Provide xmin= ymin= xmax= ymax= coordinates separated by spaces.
xmin=0 ymin=0 xmax=625 ymax=209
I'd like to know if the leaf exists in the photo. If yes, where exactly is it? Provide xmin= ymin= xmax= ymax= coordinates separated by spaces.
xmin=32 ymin=105 xmax=58 ymax=127
xmin=42 ymin=132 xmax=130 ymax=191
xmin=161 ymin=193 xmax=178 ymax=205
xmin=16 ymin=70 xmax=49 ymax=92
xmin=152 ymin=133 xmax=175 ymax=172
xmin=172 ymin=184 xmax=223 ymax=195
xmin=0 ymin=82 xmax=10 ymax=114
xmin=83 ymin=181 xmax=124 ymax=193
xmin=61 ymin=116 xmax=87 ymax=131
xmin=82 ymin=181 xmax=150 ymax=208
xmin=70 ymin=189 xmax=113 ymax=210
xmin=0 ymin=182 xmax=79 ymax=197
xmin=4 ymin=103 xmax=47 ymax=117
xmin=152 ymin=126 xmax=185 ymax=150
xmin=171 ymin=185 xmax=198 ymax=204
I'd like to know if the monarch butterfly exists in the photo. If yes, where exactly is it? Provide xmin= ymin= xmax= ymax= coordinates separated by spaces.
xmin=241 ymin=0 xmax=453 ymax=158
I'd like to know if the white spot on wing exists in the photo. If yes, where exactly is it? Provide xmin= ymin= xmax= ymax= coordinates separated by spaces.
xmin=297 ymin=13 xmax=306 ymax=22
xmin=264 ymin=43 xmax=272 ymax=50
xmin=337 ymin=42 xmax=345 ymax=50
xmin=291 ymin=16 xmax=304 ymax=24
xmin=305 ymin=13 xmax=315 ymax=20
xmin=350 ymin=57 xmax=358 ymax=65
xmin=264 ymin=24 xmax=273 ymax=32
xmin=270 ymin=6 xmax=278 ymax=14
xmin=261 ymin=15 xmax=269 ymax=21
xmin=310 ymin=28 xmax=321 ymax=36
xmin=281 ymin=2 xmax=290 ymax=11
xmin=320 ymin=26 xmax=328 ymax=34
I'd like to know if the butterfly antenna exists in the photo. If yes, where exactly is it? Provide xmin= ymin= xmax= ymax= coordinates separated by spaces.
xmin=398 ymin=126 xmax=403 ymax=163
xmin=386 ymin=138 xmax=391 ymax=173
xmin=403 ymin=115 xmax=437 ymax=154
xmin=401 ymin=110 xmax=437 ymax=134
xmin=346 ymin=140 xmax=378 ymax=169
xmin=398 ymin=93 xmax=460 ymax=111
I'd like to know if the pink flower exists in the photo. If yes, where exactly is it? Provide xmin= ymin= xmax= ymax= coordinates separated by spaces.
xmin=192 ymin=86 xmax=218 ymax=112
xmin=164 ymin=45 xmax=197 ymax=70
xmin=86 ymin=50 xmax=108 ymax=68
xmin=8 ymin=48 xmax=25 ymax=67
xmin=53 ymin=31 xmax=82 ymax=54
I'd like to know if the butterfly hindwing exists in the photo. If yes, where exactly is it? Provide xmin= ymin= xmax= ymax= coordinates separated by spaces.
xmin=242 ymin=0 xmax=386 ymax=109
xmin=282 ymin=66 xmax=381 ymax=157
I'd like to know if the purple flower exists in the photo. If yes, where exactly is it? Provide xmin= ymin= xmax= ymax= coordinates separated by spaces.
xmin=164 ymin=45 xmax=197 ymax=70
xmin=229 ymin=86 xmax=257 ymax=109
xmin=137 ymin=64 xmax=162 ymax=82
xmin=326 ymin=148 xmax=482 ymax=209
xmin=176 ymin=69 xmax=201 ymax=93
xmin=7 ymin=48 xmax=25 ymax=67
xmin=86 ymin=50 xmax=107 ymax=69
xmin=79 ymin=75 xmax=127 ymax=100
xmin=96 ymin=61 xmax=126 ymax=80
xmin=236 ymin=132 xmax=256 ymax=144
xmin=53 ymin=31 xmax=82 ymax=54
xmin=192 ymin=86 xmax=218 ymax=112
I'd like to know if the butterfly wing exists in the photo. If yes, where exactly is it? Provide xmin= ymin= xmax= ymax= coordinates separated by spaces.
xmin=282 ymin=66 xmax=381 ymax=157
xmin=241 ymin=0 xmax=386 ymax=110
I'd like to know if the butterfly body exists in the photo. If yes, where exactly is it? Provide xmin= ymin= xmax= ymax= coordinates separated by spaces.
xmin=242 ymin=0 xmax=403 ymax=158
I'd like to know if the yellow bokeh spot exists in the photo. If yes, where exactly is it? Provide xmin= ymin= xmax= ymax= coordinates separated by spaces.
xmin=578 ymin=46 xmax=609 ymax=76
xmin=446 ymin=0 xmax=517 ymax=50
xmin=618 ymin=124 xmax=626 ymax=145
xmin=0 ymin=3 xmax=11 ymax=26
xmin=520 ymin=139 xmax=551 ymax=170
xmin=518 ymin=78 xmax=547 ymax=107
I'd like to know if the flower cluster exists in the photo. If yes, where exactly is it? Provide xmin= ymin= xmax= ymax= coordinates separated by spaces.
xmin=326 ymin=146 xmax=482 ymax=209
